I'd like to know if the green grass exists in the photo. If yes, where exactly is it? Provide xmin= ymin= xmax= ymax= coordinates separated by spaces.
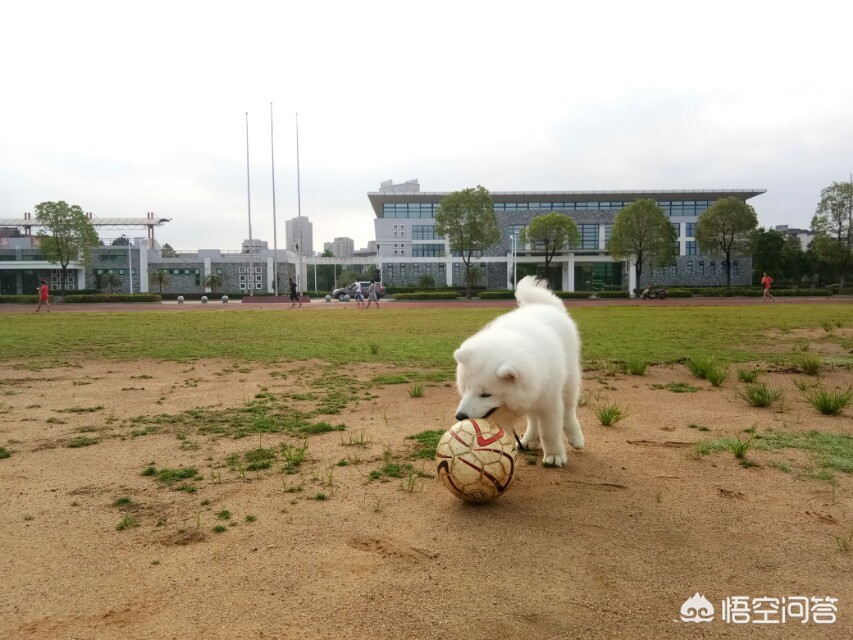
xmin=686 ymin=356 xmax=728 ymax=386
xmin=408 ymin=383 xmax=424 ymax=398
xmin=0 ymin=446 xmax=10 ymax=459
xmin=695 ymin=429 xmax=853 ymax=479
xmin=593 ymin=403 xmax=628 ymax=426
xmin=738 ymin=382 xmax=783 ymax=408
xmin=624 ymin=357 xmax=649 ymax=376
xmin=651 ymin=382 xmax=699 ymax=393
xmin=1 ymin=305 xmax=851 ymax=369
xmin=737 ymin=367 xmax=762 ymax=383
xmin=406 ymin=429 xmax=445 ymax=459
xmin=116 ymin=515 xmax=138 ymax=531
xmin=797 ymin=354 xmax=823 ymax=376
xmin=807 ymin=388 xmax=853 ymax=416
xmin=67 ymin=436 xmax=99 ymax=448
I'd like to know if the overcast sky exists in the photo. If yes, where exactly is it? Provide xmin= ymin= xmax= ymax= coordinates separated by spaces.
xmin=2 ymin=0 xmax=851 ymax=253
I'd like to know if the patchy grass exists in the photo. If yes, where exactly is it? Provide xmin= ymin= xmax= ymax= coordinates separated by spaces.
xmin=651 ymin=382 xmax=699 ymax=393
xmin=0 ymin=446 xmax=11 ymax=459
xmin=406 ymin=429 xmax=445 ymax=459
xmin=66 ymin=436 xmax=99 ymax=448
xmin=806 ymin=388 xmax=853 ymax=416
xmin=737 ymin=367 xmax=762 ymax=383
xmin=594 ymin=403 xmax=628 ymax=427
xmin=738 ymin=382 xmax=784 ymax=408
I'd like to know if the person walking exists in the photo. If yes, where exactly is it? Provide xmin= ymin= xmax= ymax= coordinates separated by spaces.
xmin=364 ymin=280 xmax=379 ymax=309
xmin=760 ymin=272 xmax=776 ymax=304
xmin=289 ymin=278 xmax=302 ymax=307
xmin=354 ymin=281 xmax=364 ymax=307
xmin=35 ymin=279 xmax=50 ymax=312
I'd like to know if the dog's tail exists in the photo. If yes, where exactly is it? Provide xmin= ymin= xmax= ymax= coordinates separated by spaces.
xmin=515 ymin=276 xmax=565 ymax=311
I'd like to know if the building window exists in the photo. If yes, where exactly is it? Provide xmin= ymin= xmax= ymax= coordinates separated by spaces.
xmin=255 ymin=267 xmax=262 ymax=274
xmin=579 ymin=224 xmax=599 ymax=250
xmin=686 ymin=261 xmax=693 ymax=275
xmin=255 ymin=283 xmax=262 ymax=289
xmin=732 ymin=261 xmax=739 ymax=276
xmin=686 ymin=222 xmax=696 ymax=237
xmin=412 ymin=225 xmax=439 ymax=240
xmin=239 ymin=267 xmax=246 ymax=274
xmin=239 ymin=275 xmax=246 ymax=282
xmin=239 ymin=282 xmax=246 ymax=290
xmin=671 ymin=222 xmax=681 ymax=237
xmin=698 ymin=260 xmax=705 ymax=276
xmin=412 ymin=244 xmax=445 ymax=257
xmin=686 ymin=241 xmax=698 ymax=256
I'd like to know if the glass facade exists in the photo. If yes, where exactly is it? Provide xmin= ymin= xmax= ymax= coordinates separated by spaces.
xmin=686 ymin=222 xmax=697 ymax=237
xmin=579 ymin=224 xmax=599 ymax=250
xmin=685 ymin=241 xmax=698 ymax=256
xmin=574 ymin=262 xmax=622 ymax=291
xmin=412 ymin=225 xmax=440 ymax=240
xmin=385 ymin=199 xmax=712 ymax=219
xmin=411 ymin=243 xmax=444 ymax=257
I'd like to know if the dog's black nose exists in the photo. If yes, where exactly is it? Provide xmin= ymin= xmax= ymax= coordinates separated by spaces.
xmin=455 ymin=412 xmax=468 ymax=421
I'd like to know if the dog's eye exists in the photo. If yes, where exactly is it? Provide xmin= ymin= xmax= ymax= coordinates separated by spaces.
xmin=479 ymin=393 xmax=492 ymax=398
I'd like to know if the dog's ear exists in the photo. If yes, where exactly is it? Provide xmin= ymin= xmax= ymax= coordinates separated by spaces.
xmin=496 ymin=363 xmax=518 ymax=383
xmin=454 ymin=347 xmax=470 ymax=364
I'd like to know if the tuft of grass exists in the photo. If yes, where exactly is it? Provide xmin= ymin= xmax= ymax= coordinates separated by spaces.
xmin=806 ymin=387 xmax=853 ymax=416
xmin=820 ymin=320 xmax=834 ymax=334
xmin=112 ymin=496 xmax=134 ymax=508
xmin=797 ymin=354 xmax=823 ymax=376
xmin=116 ymin=515 xmax=138 ymax=531
xmin=155 ymin=467 xmax=199 ymax=485
xmin=705 ymin=365 xmax=729 ymax=387
xmin=408 ymin=383 xmax=424 ymax=398
xmin=625 ymin=357 xmax=648 ymax=376
xmin=56 ymin=405 xmax=104 ymax=413
xmin=310 ymin=492 xmax=329 ymax=501
xmin=0 ymin=446 xmax=10 ymax=459
xmin=738 ymin=382 xmax=783 ymax=408
xmin=793 ymin=376 xmax=820 ymax=392
xmin=216 ymin=510 xmax=231 ymax=520
xmin=737 ymin=367 xmax=761 ymax=383
xmin=594 ymin=403 xmax=628 ymax=427
xmin=406 ymin=429 xmax=445 ymax=459
xmin=341 ymin=430 xmax=372 ymax=448
xmin=728 ymin=435 xmax=754 ymax=459
xmin=212 ymin=525 xmax=227 ymax=533
xmin=651 ymin=382 xmax=699 ymax=393
xmin=141 ymin=465 xmax=157 ymax=476
xmin=687 ymin=423 xmax=710 ymax=432
xmin=835 ymin=532 xmax=851 ymax=553
xmin=280 ymin=440 xmax=309 ymax=473
xmin=368 ymin=343 xmax=380 ymax=355
xmin=67 ymin=436 xmax=99 ymax=448
xmin=686 ymin=356 xmax=728 ymax=386
xmin=245 ymin=514 xmax=257 ymax=523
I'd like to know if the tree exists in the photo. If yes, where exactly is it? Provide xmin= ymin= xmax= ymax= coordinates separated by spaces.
xmin=149 ymin=269 xmax=172 ymax=294
xmin=749 ymin=227 xmax=786 ymax=283
xmin=161 ymin=243 xmax=177 ymax=258
xmin=101 ymin=272 xmax=122 ymax=294
xmin=434 ymin=186 xmax=500 ymax=298
xmin=811 ymin=180 xmax=853 ymax=292
xmin=34 ymin=201 xmax=100 ymax=294
xmin=607 ymin=199 xmax=677 ymax=293
xmin=204 ymin=273 xmax=224 ymax=293
xmin=696 ymin=197 xmax=758 ymax=289
xmin=521 ymin=212 xmax=580 ymax=290
xmin=417 ymin=273 xmax=436 ymax=289
xmin=111 ymin=236 xmax=130 ymax=246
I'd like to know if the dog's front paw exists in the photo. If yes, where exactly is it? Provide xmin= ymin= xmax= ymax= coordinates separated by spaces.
xmin=520 ymin=434 xmax=540 ymax=450
xmin=569 ymin=432 xmax=585 ymax=450
xmin=542 ymin=453 xmax=567 ymax=467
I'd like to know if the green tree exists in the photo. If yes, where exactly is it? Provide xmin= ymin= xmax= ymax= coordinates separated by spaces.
xmin=811 ymin=180 xmax=853 ymax=292
xmin=696 ymin=197 xmax=758 ymax=289
xmin=749 ymin=227 xmax=786 ymax=283
xmin=101 ymin=272 xmax=122 ymax=294
xmin=521 ymin=212 xmax=580 ymax=290
xmin=607 ymin=199 xmax=678 ymax=293
xmin=160 ymin=243 xmax=177 ymax=258
xmin=149 ymin=269 xmax=172 ymax=294
xmin=417 ymin=273 xmax=436 ymax=289
xmin=34 ymin=201 xmax=100 ymax=294
xmin=780 ymin=235 xmax=808 ymax=285
xmin=434 ymin=186 xmax=500 ymax=297
xmin=204 ymin=273 xmax=224 ymax=293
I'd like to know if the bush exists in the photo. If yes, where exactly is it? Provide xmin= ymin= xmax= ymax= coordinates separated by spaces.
xmin=63 ymin=294 xmax=162 ymax=303
xmin=665 ymin=288 xmax=693 ymax=298
xmin=556 ymin=291 xmax=595 ymax=299
xmin=477 ymin=290 xmax=516 ymax=300
xmin=597 ymin=291 xmax=630 ymax=299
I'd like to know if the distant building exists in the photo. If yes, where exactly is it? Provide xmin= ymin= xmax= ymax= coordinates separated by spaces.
xmin=241 ymin=238 xmax=268 ymax=254
xmin=323 ymin=237 xmax=354 ymax=258
xmin=775 ymin=225 xmax=815 ymax=250
xmin=367 ymin=181 xmax=766 ymax=291
xmin=286 ymin=216 xmax=313 ymax=256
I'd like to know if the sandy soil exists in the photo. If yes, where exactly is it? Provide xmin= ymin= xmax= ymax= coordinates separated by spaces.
xmin=0 ymin=353 xmax=851 ymax=639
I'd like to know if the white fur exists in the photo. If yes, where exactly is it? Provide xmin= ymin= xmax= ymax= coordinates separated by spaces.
xmin=453 ymin=276 xmax=584 ymax=467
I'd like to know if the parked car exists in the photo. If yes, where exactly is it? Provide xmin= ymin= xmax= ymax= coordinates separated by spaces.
xmin=331 ymin=281 xmax=385 ymax=301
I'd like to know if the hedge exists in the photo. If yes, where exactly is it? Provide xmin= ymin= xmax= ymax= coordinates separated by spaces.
xmin=392 ymin=292 xmax=461 ymax=301
xmin=691 ymin=287 xmax=834 ymax=297
xmin=63 ymin=294 xmax=162 ymax=303
xmin=477 ymin=290 xmax=516 ymax=300
xmin=0 ymin=295 xmax=39 ymax=304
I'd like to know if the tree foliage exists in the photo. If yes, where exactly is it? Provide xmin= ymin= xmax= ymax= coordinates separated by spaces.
xmin=161 ymin=243 xmax=177 ymax=258
xmin=434 ymin=186 xmax=499 ymax=297
xmin=521 ymin=212 xmax=580 ymax=289
xmin=34 ymin=201 xmax=99 ymax=293
xmin=696 ymin=197 xmax=758 ymax=289
xmin=811 ymin=180 xmax=853 ymax=292
xmin=607 ymin=199 xmax=677 ymax=293
xmin=149 ymin=269 xmax=172 ymax=294
xmin=204 ymin=273 xmax=224 ymax=293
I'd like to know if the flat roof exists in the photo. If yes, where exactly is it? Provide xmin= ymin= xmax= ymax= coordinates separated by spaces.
xmin=0 ymin=217 xmax=171 ymax=227
xmin=367 ymin=188 xmax=767 ymax=217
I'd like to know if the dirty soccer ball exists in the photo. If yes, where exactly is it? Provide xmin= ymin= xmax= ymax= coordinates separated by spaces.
xmin=435 ymin=418 xmax=518 ymax=503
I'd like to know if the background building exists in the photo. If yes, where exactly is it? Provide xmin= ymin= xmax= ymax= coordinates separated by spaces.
xmin=323 ymin=237 xmax=354 ymax=258
xmin=368 ymin=181 xmax=766 ymax=291
xmin=286 ymin=216 xmax=313 ymax=257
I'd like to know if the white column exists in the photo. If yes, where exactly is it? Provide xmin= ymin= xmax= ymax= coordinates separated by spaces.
xmin=77 ymin=267 xmax=86 ymax=290
xmin=267 ymin=256 xmax=274 ymax=294
xmin=568 ymin=254 xmax=575 ymax=292
xmin=138 ymin=239 xmax=149 ymax=293
xmin=506 ymin=252 xmax=512 ymax=289
xmin=445 ymin=239 xmax=453 ymax=287
xmin=598 ymin=225 xmax=606 ymax=250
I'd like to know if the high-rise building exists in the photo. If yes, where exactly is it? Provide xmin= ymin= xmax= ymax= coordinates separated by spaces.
xmin=286 ymin=216 xmax=313 ymax=256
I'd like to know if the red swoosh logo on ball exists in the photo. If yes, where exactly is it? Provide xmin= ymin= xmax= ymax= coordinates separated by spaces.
xmin=470 ymin=419 xmax=505 ymax=446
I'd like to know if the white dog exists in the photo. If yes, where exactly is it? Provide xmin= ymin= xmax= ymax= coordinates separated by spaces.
xmin=453 ymin=276 xmax=584 ymax=467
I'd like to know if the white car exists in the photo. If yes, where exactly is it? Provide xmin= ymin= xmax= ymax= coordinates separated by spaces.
xmin=331 ymin=281 xmax=385 ymax=301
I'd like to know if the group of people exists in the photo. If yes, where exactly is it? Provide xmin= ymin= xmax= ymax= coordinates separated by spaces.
xmin=353 ymin=280 xmax=380 ymax=309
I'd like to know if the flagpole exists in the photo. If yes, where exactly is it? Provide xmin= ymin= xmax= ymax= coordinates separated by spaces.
xmin=245 ymin=112 xmax=254 ymax=297
xmin=295 ymin=112 xmax=303 ymax=292
xmin=270 ymin=102 xmax=279 ymax=296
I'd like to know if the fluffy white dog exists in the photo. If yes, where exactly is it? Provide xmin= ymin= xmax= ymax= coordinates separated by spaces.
xmin=453 ymin=276 xmax=584 ymax=467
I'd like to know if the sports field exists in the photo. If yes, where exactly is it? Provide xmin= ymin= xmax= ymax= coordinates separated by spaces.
xmin=1 ymin=301 xmax=851 ymax=638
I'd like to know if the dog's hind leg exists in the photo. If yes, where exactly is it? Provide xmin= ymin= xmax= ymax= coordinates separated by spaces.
xmin=562 ymin=380 xmax=585 ymax=450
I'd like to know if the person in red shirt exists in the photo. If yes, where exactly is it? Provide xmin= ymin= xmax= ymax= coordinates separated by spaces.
xmin=760 ymin=272 xmax=776 ymax=304
xmin=35 ymin=280 xmax=51 ymax=312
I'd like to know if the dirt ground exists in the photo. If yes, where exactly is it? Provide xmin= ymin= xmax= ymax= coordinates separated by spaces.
xmin=0 ymin=353 xmax=851 ymax=639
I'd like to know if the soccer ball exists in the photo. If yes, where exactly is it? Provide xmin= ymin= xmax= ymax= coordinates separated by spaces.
xmin=435 ymin=418 xmax=518 ymax=503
